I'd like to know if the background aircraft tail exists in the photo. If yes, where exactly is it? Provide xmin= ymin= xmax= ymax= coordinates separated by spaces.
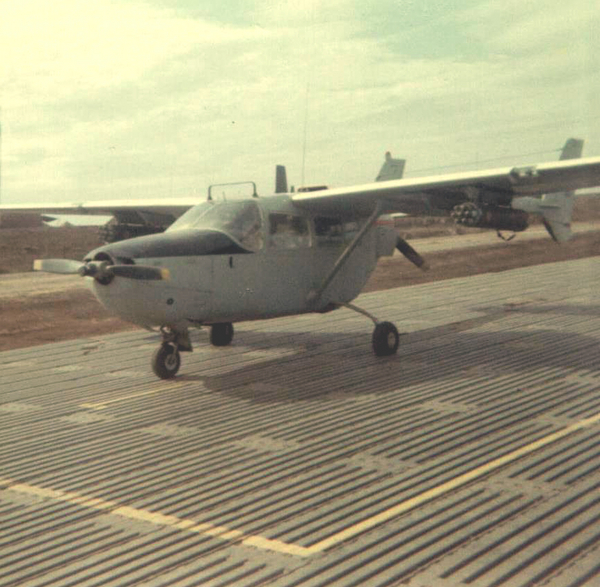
xmin=376 ymin=152 xmax=407 ymax=257
xmin=513 ymin=138 xmax=583 ymax=242
xmin=376 ymin=152 xmax=406 ymax=182
xmin=559 ymin=138 xmax=584 ymax=161
xmin=275 ymin=165 xmax=288 ymax=193
xmin=540 ymin=138 xmax=584 ymax=242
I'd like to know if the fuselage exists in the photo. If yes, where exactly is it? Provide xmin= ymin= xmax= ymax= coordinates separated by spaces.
xmin=83 ymin=195 xmax=396 ymax=330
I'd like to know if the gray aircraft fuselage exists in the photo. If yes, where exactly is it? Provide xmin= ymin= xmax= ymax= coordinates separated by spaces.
xmin=84 ymin=195 xmax=397 ymax=331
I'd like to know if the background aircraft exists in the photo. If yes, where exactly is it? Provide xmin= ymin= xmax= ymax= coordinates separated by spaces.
xmin=0 ymin=153 xmax=406 ymax=241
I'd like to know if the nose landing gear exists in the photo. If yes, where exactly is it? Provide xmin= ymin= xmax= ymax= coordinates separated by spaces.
xmin=151 ymin=326 xmax=192 ymax=379
xmin=152 ymin=344 xmax=181 ymax=379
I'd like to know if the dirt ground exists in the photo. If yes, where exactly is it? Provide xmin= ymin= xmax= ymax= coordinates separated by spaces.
xmin=1 ymin=208 xmax=599 ymax=353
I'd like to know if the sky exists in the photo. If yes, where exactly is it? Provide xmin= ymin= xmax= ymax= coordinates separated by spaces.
xmin=0 ymin=0 xmax=598 ymax=204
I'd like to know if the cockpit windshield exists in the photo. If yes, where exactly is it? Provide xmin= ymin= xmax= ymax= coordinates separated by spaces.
xmin=168 ymin=201 xmax=264 ymax=251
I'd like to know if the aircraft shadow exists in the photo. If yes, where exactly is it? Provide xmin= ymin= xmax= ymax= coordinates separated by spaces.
xmin=175 ymin=305 xmax=600 ymax=405
xmin=496 ymin=303 xmax=600 ymax=318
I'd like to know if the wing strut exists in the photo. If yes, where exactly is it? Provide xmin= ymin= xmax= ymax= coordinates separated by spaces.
xmin=307 ymin=202 xmax=383 ymax=307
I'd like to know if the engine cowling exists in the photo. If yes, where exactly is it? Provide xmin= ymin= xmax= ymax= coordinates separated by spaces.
xmin=451 ymin=203 xmax=529 ymax=232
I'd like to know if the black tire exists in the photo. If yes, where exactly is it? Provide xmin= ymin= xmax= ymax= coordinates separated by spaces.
xmin=372 ymin=321 xmax=399 ymax=356
xmin=210 ymin=323 xmax=234 ymax=346
xmin=152 ymin=344 xmax=181 ymax=379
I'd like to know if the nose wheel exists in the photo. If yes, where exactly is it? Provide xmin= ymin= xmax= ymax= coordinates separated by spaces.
xmin=152 ymin=343 xmax=181 ymax=379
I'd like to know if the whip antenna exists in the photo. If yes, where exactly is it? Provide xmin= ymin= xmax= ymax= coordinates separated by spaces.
xmin=301 ymin=81 xmax=310 ymax=187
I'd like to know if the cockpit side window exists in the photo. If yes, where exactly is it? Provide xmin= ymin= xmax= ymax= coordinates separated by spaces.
xmin=268 ymin=214 xmax=310 ymax=249
xmin=314 ymin=216 xmax=359 ymax=246
xmin=314 ymin=217 xmax=344 ymax=246
xmin=233 ymin=202 xmax=264 ymax=252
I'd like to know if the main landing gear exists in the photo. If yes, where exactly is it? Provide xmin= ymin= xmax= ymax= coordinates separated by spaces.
xmin=372 ymin=321 xmax=400 ymax=356
xmin=341 ymin=303 xmax=400 ymax=357
xmin=210 ymin=322 xmax=234 ymax=346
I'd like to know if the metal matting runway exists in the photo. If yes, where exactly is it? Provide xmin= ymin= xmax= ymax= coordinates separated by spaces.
xmin=1 ymin=257 xmax=600 ymax=587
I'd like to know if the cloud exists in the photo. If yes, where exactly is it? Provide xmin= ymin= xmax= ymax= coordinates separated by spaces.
xmin=0 ymin=0 xmax=270 ymax=107
xmin=0 ymin=0 xmax=597 ymax=203
xmin=458 ymin=0 xmax=598 ymax=55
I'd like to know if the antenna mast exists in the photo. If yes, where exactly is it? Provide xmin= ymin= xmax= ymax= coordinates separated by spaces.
xmin=301 ymin=81 xmax=310 ymax=187
xmin=0 ymin=108 xmax=2 ymax=204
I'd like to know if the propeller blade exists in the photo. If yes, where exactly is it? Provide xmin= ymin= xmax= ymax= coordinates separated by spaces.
xmin=110 ymin=265 xmax=170 ymax=281
xmin=396 ymin=237 xmax=428 ymax=270
xmin=33 ymin=259 xmax=84 ymax=274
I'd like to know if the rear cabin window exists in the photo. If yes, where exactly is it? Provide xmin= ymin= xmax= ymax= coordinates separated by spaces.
xmin=314 ymin=217 xmax=360 ymax=246
xmin=268 ymin=214 xmax=310 ymax=249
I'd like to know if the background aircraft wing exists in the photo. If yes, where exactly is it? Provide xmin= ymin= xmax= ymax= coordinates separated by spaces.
xmin=0 ymin=198 xmax=200 ymax=219
xmin=0 ymin=198 xmax=201 ymax=236
xmin=292 ymin=156 xmax=600 ymax=217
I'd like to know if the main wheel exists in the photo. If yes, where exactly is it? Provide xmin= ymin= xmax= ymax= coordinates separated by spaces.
xmin=210 ymin=322 xmax=234 ymax=346
xmin=152 ymin=344 xmax=181 ymax=379
xmin=372 ymin=321 xmax=399 ymax=356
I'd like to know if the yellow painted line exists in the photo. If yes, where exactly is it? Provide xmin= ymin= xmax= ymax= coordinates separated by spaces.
xmin=305 ymin=411 xmax=600 ymax=553
xmin=243 ymin=535 xmax=314 ymax=557
xmin=0 ymin=477 xmax=310 ymax=557
xmin=2 ymin=411 xmax=599 ymax=558
xmin=7 ymin=482 xmax=117 ymax=511
xmin=80 ymin=383 xmax=183 ymax=410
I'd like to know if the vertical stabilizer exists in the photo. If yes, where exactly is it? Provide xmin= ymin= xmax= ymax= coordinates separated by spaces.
xmin=376 ymin=152 xmax=406 ymax=182
xmin=275 ymin=165 xmax=288 ymax=193
xmin=559 ymin=138 xmax=584 ymax=161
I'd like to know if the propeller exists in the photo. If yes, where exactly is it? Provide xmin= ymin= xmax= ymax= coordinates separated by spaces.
xmin=110 ymin=265 xmax=170 ymax=280
xmin=33 ymin=259 xmax=169 ymax=281
xmin=33 ymin=259 xmax=83 ymax=274
xmin=396 ymin=237 xmax=428 ymax=270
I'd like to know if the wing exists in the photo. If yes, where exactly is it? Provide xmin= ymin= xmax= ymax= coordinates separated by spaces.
xmin=292 ymin=156 xmax=600 ymax=217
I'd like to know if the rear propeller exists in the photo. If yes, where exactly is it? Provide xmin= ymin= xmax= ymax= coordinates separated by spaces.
xmin=33 ymin=259 xmax=170 ymax=282
xmin=396 ymin=237 xmax=428 ymax=270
